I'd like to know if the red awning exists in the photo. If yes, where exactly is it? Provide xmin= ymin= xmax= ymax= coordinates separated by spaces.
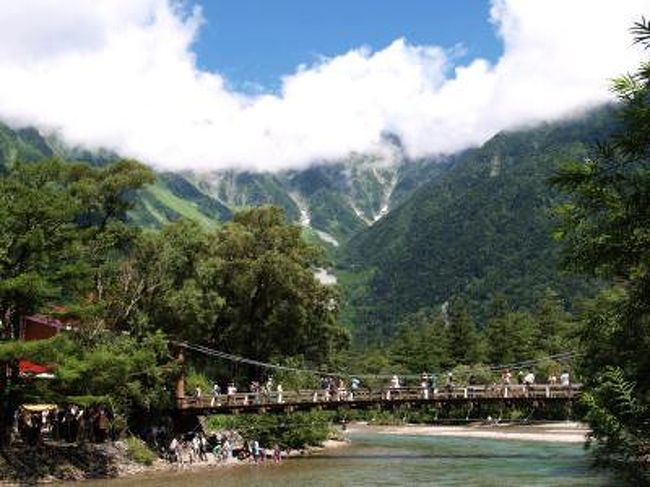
xmin=19 ymin=359 xmax=52 ymax=375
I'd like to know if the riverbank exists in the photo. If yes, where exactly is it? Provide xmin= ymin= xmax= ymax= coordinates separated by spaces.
xmin=0 ymin=424 xmax=588 ymax=483
xmin=0 ymin=438 xmax=351 ymax=484
xmin=114 ymin=438 xmax=351 ymax=480
xmin=348 ymin=421 xmax=590 ymax=443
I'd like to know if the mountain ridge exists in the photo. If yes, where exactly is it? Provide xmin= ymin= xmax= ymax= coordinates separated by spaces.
xmin=338 ymin=105 xmax=618 ymax=340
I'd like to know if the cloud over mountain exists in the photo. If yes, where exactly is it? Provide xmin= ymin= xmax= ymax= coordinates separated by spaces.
xmin=0 ymin=0 xmax=646 ymax=171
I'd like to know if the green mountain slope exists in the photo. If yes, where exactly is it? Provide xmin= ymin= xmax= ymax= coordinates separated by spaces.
xmin=0 ymin=123 xmax=232 ymax=227
xmin=0 ymin=122 xmax=445 ymax=241
xmin=194 ymin=151 xmax=449 ymax=246
xmin=339 ymin=106 xmax=619 ymax=340
xmin=0 ymin=124 xmax=53 ymax=168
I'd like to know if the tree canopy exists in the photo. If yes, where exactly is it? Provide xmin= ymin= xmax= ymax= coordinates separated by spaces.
xmin=551 ymin=18 xmax=650 ymax=480
xmin=0 ymin=158 xmax=347 ymax=440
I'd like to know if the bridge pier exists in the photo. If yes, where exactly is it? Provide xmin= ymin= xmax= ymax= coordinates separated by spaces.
xmin=175 ymin=349 xmax=186 ymax=410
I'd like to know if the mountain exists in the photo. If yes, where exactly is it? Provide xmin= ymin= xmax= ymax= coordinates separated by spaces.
xmin=0 ymin=123 xmax=232 ymax=227
xmin=0 ymin=106 xmax=622 ymax=343
xmin=338 ymin=106 xmax=619 ymax=341
xmin=0 ymin=124 xmax=54 ymax=166
xmin=190 ymin=148 xmax=449 ymax=247
xmin=0 ymin=122 xmax=446 ymax=247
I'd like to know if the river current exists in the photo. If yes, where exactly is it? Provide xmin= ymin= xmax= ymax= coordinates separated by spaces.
xmin=75 ymin=432 xmax=620 ymax=486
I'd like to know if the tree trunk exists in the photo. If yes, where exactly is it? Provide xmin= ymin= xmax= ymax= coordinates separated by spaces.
xmin=0 ymin=312 xmax=23 ymax=446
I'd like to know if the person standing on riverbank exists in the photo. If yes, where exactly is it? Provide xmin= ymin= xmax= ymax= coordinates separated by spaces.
xmin=273 ymin=443 xmax=282 ymax=463
xmin=252 ymin=439 xmax=262 ymax=464
xmin=169 ymin=437 xmax=181 ymax=464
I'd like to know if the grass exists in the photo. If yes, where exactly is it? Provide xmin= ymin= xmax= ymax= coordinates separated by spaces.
xmin=125 ymin=436 xmax=156 ymax=466
xmin=146 ymin=181 xmax=218 ymax=227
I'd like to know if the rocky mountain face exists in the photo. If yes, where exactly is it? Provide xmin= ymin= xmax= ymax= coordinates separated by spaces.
xmin=189 ymin=148 xmax=448 ymax=246
xmin=338 ymin=106 xmax=618 ymax=340
xmin=0 ymin=122 xmax=446 ymax=248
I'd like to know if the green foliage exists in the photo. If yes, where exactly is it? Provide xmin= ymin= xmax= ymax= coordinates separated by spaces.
xmin=582 ymin=367 xmax=650 ymax=478
xmin=112 ymin=206 xmax=348 ymax=378
xmin=207 ymin=411 xmax=333 ymax=450
xmin=0 ymin=332 xmax=168 ymax=446
xmin=340 ymin=109 xmax=616 ymax=339
xmin=269 ymin=356 xmax=319 ymax=392
xmin=449 ymin=364 xmax=497 ymax=386
xmin=185 ymin=370 xmax=212 ymax=395
xmin=125 ymin=436 xmax=157 ymax=466
xmin=446 ymin=298 xmax=486 ymax=365
xmin=0 ymin=158 xmax=155 ymax=331
xmin=485 ymin=310 xmax=537 ymax=365
xmin=0 ymin=158 xmax=347 ymax=435
xmin=390 ymin=310 xmax=449 ymax=373
xmin=210 ymin=207 xmax=348 ymax=365
xmin=339 ymin=286 xmax=578 ymax=382
xmin=0 ymin=331 xmax=176 ymax=415
xmin=551 ymin=18 xmax=650 ymax=479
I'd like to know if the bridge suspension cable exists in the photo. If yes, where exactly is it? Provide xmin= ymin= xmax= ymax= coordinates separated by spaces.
xmin=173 ymin=340 xmax=579 ymax=380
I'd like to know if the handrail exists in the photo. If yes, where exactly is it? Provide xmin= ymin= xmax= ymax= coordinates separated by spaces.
xmin=177 ymin=384 xmax=582 ymax=410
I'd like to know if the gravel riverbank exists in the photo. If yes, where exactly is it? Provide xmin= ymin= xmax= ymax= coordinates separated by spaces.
xmin=348 ymin=421 xmax=590 ymax=443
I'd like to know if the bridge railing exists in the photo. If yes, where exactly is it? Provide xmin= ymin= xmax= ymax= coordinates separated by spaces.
xmin=177 ymin=383 xmax=582 ymax=410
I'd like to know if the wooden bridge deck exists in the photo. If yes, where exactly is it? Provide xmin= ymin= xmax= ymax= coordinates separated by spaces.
xmin=177 ymin=384 xmax=581 ymax=415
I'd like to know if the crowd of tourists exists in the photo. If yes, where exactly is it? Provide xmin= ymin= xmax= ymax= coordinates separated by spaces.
xmin=165 ymin=431 xmax=282 ymax=466
xmin=188 ymin=369 xmax=574 ymax=409
xmin=14 ymin=405 xmax=114 ymax=445
xmin=201 ymin=376 xmax=287 ymax=407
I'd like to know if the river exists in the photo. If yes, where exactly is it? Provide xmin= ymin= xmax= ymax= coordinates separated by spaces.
xmin=71 ymin=432 xmax=619 ymax=486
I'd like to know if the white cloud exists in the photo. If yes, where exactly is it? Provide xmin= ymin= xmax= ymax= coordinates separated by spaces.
xmin=0 ymin=0 xmax=647 ymax=171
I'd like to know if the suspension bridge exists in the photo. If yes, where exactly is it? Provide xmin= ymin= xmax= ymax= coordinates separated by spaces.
xmin=172 ymin=342 xmax=582 ymax=416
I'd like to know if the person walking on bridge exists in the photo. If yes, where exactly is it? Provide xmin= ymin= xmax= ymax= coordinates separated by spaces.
xmin=420 ymin=373 xmax=430 ymax=400
xmin=386 ymin=374 xmax=400 ymax=400
xmin=523 ymin=371 xmax=535 ymax=397
xmin=276 ymin=383 xmax=284 ymax=404
xmin=350 ymin=377 xmax=360 ymax=400
xmin=193 ymin=386 xmax=202 ymax=405
xmin=560 ymin=371 xmax=570 ymax=387
xmin=226 ymin=382 xmax=237 ymax=404
xmin=210 ymin=382 xmax=221 ymax=407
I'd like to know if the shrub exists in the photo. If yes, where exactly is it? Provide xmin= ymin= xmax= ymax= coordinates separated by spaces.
xmin=125 ymin=436 xmax=156 ymax=466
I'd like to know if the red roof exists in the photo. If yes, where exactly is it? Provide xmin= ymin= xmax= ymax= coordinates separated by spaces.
xmin=19 ymin=359 xmax=52 ymax=375
xmin=23 ymin=315 xmax=66 ymax=330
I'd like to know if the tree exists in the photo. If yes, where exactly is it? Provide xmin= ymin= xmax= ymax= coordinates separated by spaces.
xmin=211 ymin=207 xmax=347 ymax=367
xmin=446 ymin=298 xmax=485 ymax=365
xmin=102 ymin=207 xmax=348 ymax=380
xmin=105 ymin=219 xmax=225 ymax=339
xmin=390 ymin=309 xmax=450 ymax=373
xmin=551 ymin=18 xmax=650 ymax=478
xmin=0 ymin=331 xmax=176 ymax=423
xmin=485 ymin=310 xmax=537 ymax=366
xmin=0 ymin=158 xmax=154 ymax=443
xmin=532 ymin=289 xmax=574 ymax=355
xmin=0 ymin=160 xmax=79 ymax=340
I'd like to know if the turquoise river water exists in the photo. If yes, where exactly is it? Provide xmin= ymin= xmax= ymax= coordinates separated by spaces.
xmin=74 ymin=432 xmax=622 ymax=486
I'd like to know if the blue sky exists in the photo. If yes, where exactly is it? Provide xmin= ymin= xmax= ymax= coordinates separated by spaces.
xmin=0 ymin=0 xmax=646 ymax=171
xmin=194 ymin=1 xmax=502 ymax=90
